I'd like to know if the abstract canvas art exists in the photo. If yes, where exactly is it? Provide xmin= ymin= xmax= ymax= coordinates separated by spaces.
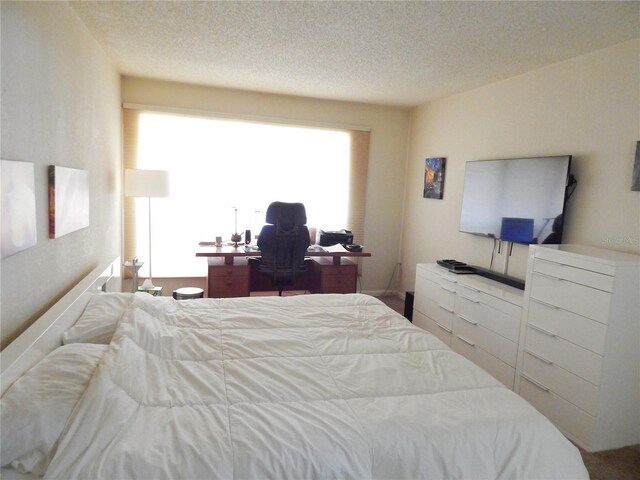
xmin=423 ymin=157 xmax=446 ymax=199
xmin=49 ymin=165 xmax=90 ymax=238
xmin=1 ymin=160 xmax=37 ymax=258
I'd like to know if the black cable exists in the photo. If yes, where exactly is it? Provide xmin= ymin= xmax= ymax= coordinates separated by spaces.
xmin=489 ymin=237 xmax=497 ymax=270
xmin=566 ymin=174 xmax=577 ymax=200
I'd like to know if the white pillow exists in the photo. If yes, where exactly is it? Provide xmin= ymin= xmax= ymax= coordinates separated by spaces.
xmin=1 ymin=343 xmax=107 ymax=475
xmin=62 ymin=292 xmax=133 ymax=344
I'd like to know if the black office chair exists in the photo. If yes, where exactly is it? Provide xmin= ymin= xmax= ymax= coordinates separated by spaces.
xmin=250 ymin=201 xmax=311 ymax=296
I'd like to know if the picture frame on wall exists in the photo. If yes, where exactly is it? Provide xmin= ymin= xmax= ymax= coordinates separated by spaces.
xmin=423 ymin=157 xmax=446 ymax=199
xmin=1 ymin=159 xmax=37 ymax=259
xmin=49 ymin=165 xmax=90 ymax=238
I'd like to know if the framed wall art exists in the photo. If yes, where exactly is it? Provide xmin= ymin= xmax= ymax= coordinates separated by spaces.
xmin=632 ymin=141 xmax=640 ymax=191
xmin=1 ymin=159 xmax=37 ymax=258
xmin=49 ymin=165 xmax=90 ymax=238
xmin=423 ymin=157 xmax=446 ymax=199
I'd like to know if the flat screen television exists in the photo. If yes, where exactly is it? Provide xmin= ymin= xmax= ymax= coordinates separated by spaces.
xmin=459 ymin=155 xmax=572 ymax=245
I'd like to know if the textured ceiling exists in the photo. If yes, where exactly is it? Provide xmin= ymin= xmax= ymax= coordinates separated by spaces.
xmin=69 ymin=1 xmax=640 ymax=107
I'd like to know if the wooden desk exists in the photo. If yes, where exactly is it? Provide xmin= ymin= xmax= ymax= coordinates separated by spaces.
xmin=196 ymin=244 xmax=371 ymax=297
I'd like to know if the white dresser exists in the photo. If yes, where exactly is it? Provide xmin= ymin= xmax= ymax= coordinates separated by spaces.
xmin=413 ymin=264 xmax=523 ymax=389
xmin=516 ymin=244 xmax=639 ymax=452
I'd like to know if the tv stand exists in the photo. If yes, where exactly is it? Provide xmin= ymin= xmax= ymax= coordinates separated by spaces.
xmin=471 ymin=266 xmax=525 ymax=290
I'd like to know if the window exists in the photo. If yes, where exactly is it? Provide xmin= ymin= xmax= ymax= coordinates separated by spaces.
xmin=123 ymin=109 xmax=370 ymax=278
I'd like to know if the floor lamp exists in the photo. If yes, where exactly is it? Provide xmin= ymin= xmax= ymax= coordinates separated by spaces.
xmin=125 ymin=169 xmax=170 ymax=289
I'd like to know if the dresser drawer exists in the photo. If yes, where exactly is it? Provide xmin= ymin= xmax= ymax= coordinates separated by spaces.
xmin=456 ymin=292 xmax=521 ymax=343
xmin=415 ymin=273 xmax=456 ymax=310
xmin=522 ymin=351 xmax=600 ymax=415
xmin=528 ymin=298 xmax=607 ymax=354
xmin=413 ymin=295 xmax=454 ymax=331
xmin=529 ymin=272 xmax=611 ymax=324
xmin=453 ymin=315 xmax=518 ymax=366
xmin=413 ymin=310 xmax=452 ymax=346
xmin=451 ymin=336 xmax=515 ymax=389
xmin=414 ymin=286 xmax=455 ymax=330
xmin=524 ymin=327 xmax=603 ymax=385
xmin=533 ymin=257 xmax=614 ymax=292
xmin=520 ymin=375 xmax=595 ymax=447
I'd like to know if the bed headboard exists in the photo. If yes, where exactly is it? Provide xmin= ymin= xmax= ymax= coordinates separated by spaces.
xmin=0 ymin=257 xmax=121 ymax=395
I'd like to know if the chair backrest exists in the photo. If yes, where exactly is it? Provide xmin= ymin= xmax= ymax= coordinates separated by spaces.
xmin=257 ymin=202 xmax=310 ymax=283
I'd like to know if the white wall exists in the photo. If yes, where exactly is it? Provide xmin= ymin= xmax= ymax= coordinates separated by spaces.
xmin=1 ymin=2 xmax=122 ymax=348
xmin=122 ymin=77 xmax=411 ymax=294
xmin=401 ymin=39 xmax=640 ymax=292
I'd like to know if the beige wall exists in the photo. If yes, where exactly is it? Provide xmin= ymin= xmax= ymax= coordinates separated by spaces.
xmin=122 ymin=77 xmax=411 ymax=293
xmin=401 ymin=40 xmax=640 ymax=292
xmin=1 ymin=2 xmax=122 ymax=348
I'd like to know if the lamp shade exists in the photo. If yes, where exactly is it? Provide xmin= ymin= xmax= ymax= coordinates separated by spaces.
xmin=125 ymin=169 xmax=170 ymax=198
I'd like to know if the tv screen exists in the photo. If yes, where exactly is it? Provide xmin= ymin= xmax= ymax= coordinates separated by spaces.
xmin=459 ymin=155 xmax=571 ymax=245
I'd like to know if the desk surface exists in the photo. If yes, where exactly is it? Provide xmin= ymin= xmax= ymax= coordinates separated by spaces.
xmin=196 ymin=244 xmax=371 ymax=265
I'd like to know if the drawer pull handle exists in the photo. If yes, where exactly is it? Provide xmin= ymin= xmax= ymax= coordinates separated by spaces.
xmin=438 ymin=304 xmax=454 ymax=313
xmin=457 ymin=335 xmax=476 ymax=347
xmin=531 ymin=298 xmax=560 ymax=310
xmin=536 ymin=258 xmax=571 ymax=269
xmin=462 ymin=285 xmax=481 ymax=293
xmin=460 ymin=294 xmax=480 ymax=304
xmin=535 ymin=272 xmax=564 ymax=282
xmin=458 ymin=314 xmax=478 ymax=325
xmin=440 ymin=286 xmax=456 ymax=293
xmin=528 ymin=323 xmax=557 ymax=337
xmin=525 ymin=349 xmax=553 ymax=365
xmin=522 ymin=374 xmax=550 ymax=392
xmin=435 ymin=322 xmax=452 ymax=333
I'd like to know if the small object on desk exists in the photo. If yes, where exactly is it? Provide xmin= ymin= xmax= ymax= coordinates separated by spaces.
xmin=215 ymin=236 xmax=222 ymax=247
xmin=323 ymin=243 xmax=348 ymax=253
xmin=344 ymin=244 xmax=363 ymax=252
xmin=230 ymin=232 xmax=242 ymax=247
xmin=138 ymin=285 xmax=163 ymax=296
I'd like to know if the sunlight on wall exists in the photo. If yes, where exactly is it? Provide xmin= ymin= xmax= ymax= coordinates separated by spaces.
xmin=135 ymin=113 xmax=350 ymax=277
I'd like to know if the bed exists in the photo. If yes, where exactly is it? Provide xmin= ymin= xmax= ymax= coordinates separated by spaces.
xmin=1 ymin=257 xmax=588 ymax=479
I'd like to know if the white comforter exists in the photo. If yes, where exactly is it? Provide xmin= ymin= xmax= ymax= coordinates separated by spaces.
xmin=45 ymin=293 xmax=587 ymax=479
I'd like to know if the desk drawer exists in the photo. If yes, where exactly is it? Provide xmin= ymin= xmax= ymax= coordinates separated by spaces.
xmin=451 ymin=336 xmax=515 ymax=389
xmin=208 ymin=275 xmax=250 ymax=298
xmin=319 ymin=274 xmax=356 ymax=293
xmin=208 ymin=265 xmax=250 ymax=278
xmin=413 ymin=310 xmax=452 ymax=346
xmin=530 ymin=273 xmax=611 ymax=324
